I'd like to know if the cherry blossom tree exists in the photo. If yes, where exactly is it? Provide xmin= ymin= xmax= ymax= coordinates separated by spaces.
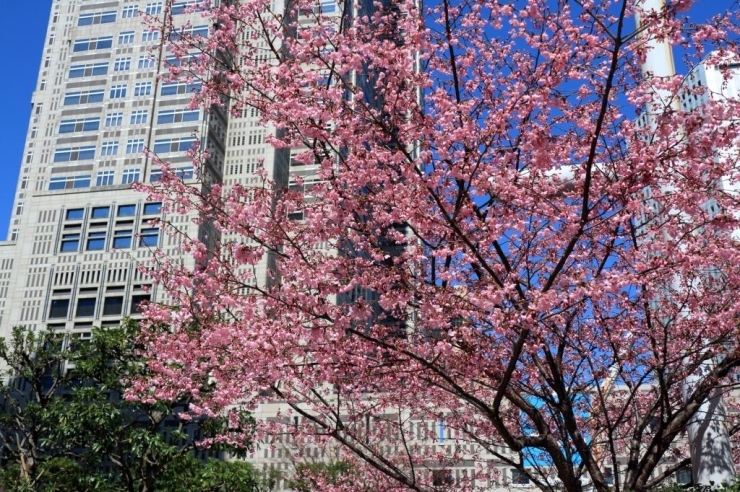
xmin=134 ymin=0 xmax=740 ymax=490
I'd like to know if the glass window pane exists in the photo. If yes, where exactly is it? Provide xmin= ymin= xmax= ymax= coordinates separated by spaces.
xmin=143 ymin=202 xmax=162 ymax=215
xmin=49 ymin=299 xmax=70 ymax=319
xmin=139 ymin=228 xmax=159 ymax=247
xmin=76 ymin=298 xmax=96 ymax=317
xmin=91 ymin=207 xmax=110 ymax=219
xmin=66 ymin=209 xmax=84 ymax=220
xmin=118 ymin=205 xmax=136 ymax=217
xmin=103 ymin=296 xmax=124 ymax=316
xmin=130 ymin=294 xmax=150 ymax=314
xmin=86 ymin=236 xmax=106 ymax=251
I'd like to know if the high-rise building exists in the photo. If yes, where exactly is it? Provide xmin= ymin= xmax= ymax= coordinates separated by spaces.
xmin=0 ymin=0 xmax=231 ymax=350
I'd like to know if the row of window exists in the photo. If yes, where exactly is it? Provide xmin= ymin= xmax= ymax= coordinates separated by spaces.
xmin=58 ymin=114 xmax=199 ymax=143
xmin=105 ymin=111 xmax=137 ymax=127
xmin=120 ymin=1 xmax=204 ymax=19
xmin=71 ymin=30 xmax=152 ymax=55
xmin=106 ymin=82 xmax=153 ymax=99
xmin=60 ymin=108 xmax=157 ymax=137
xmin=68 ymin=62 xmax=108 ymax=79
xmin=49 ymin=174 xmax=91 ymax=190
xmin=78 ymin=10 xmax=117 ymax=26
xmin=73 ymin=36 xmax=113 ymax=52
xmin=60 ymin=203 xmax=162 ymax=254
xmin=65 ymin=203 xmax=161 ymax=221
xmin=59 ymin=117 xmax=100 ymax=134
xmin=67 ymin=58 xmax=202 ymax=92
xmin=168 ymin=25 xmax=209 ymax=41
xmin=60 ymin=227 xmax=159 ymax=252
xmin=49 ymin=167 xmax=194 ymax=191
xmin=63 ymin=89 xmax=104 ymax=105
xmin=54 ymin=136 xmax=196 ymax=163
xmin=152 ymin=136 xmax=198 ymax=154
xmin=298 ymin=0 xmax=338 ymax=15
xmin=160 ymin=80 xmax=202 ymax=95
xmin=54 ymin=134 xmax=197 ymax=162
xmin=49 ymin=294 xmax=150 ymax=319
xmin=53 ymin=146 xmax=95 ymax=163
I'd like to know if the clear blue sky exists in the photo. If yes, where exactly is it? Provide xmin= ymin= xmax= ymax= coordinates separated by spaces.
xmin=0 ymin=0 xmax=52 ymax=240
xmin=0 ymin=0 xmax=733 ymax=240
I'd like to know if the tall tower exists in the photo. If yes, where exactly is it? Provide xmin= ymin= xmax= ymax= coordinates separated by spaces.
xmin=0 ymin=0 xmax=226 ymax=349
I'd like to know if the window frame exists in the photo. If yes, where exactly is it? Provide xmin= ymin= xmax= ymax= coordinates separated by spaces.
xmin=72 ymin=36 xmax=113 ymax=52
xmin=75 ymin=297 xmax=97 ymax=318
xmin=118 ymin=30 xmax=136 ymax=44
xmin=96 ymin=170 xmax=115 ymax=186
xmin=121 ymin=169 xmax=141 ymax=184
xmin=105 ymin=112 xmax=124 ymax=127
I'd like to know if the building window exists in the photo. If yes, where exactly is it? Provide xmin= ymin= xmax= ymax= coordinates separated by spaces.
xmin=176 ymin=167 xmax=194 ymax=180
xmin=49 ymin=299 xmax=70 ymax=318
xmin=171 ymin=0 xmax=202 ymax=15
xmin=113 ymin=229 xmax=133 ymax=249
xmin=76 ymin=298 xmax=96 ymax=317
xmin=49 ymin=175 xmax=92 ymax=191
xmin=142 ymin=30 xmax=159 ymax=42
xmin=145 ymin=2 xmax=162 ymax=15
xmin=103 ymin=296 xmax=124 ymax=316
xmin=91 ymin=207 xmax=110 ymax=219
xmin=153 ymin=137 xmax=198 ymax=154
xmin=86 ymin=231 xmax=106 ymax=251
xmin=134 ymin=82 xmax=152 ymax=97
xmin=157 ymin=109 xmax=199 ymax=124
xmin=130 ymin=294 xmax=150 ymax=314
xmin=110 ymin=85 xmax=127 ymax=99
xmin=113 ymin=57 xmax=131 ymax=71
xmin=143 ymin=202 xmax=162 ymax=215
xmin=101 ymin=141 xmax=119 ymax=156
xmin=164 ymin=53 xmax=198 ymax=67
xmin=160 ymin=80 xmax=201 ymax=96
xmin=59 ymin=117 xmax=100 ymax=134
xmin=139 ymin=228 xmax=159 ymax=247
xmin=126 ymin=139 xmax=145 ymax=154
xmin=432 ymin=470 xmax=453 ymax=488
xmin=73 ymin=36 xmax=113 ymax=52
xmin=118 ymin=30 xmax=135 ymax=44
xmin=105 ymin=112 xmax=124 ymax=127
xmin=150 ymin=167 xmax=193 ymax=182
xmin=68 ymin=62 xmax=108 ymax=78
xmin=604 ymin=467 xmax=614 ymax=486
xmin=676 ymin=468 xmax=692 ymax=485
xmin=66 ymin=209 xmax=84 ymax=220
xmin=59 ymin=233 xmax=80 ymax=252
xmin=118 ymin=204 xmax=137 ymax=217
xmin=63 ymin=89 xmax=105 ymax=106
xmin=511 ymin=469 xmax=530 ymax=485
xmin=121 ymin=5 xmax=139 ymax=18
xmin=130 ymin=110 xmax=148 ymax=125
xmin=96 ymin=170 xmax=115 ymax=186
xmin=53 ymin=147 xmax=95 ymax=163
xmin=138 ymin=55 xmax=156 ymax=69
xmin=78 ymin=10 xmax=117 ymax=26
xmin=319 ymin=0 xmax=336 ymax=13
xmin=122 ymin=169 xmax=141 ymax=184
xmin=169 ymin=24 xmax=209 ymax=41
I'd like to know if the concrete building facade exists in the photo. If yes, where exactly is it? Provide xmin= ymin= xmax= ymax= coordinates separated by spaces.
xmin=0 ymin=0 xmax=230 ymax=345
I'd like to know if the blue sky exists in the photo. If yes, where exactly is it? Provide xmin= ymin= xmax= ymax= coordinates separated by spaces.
xmin=0 ymin=0 xmax=734 ymax=240
xmin=0 ymin=0 xmax=52 ymax=240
